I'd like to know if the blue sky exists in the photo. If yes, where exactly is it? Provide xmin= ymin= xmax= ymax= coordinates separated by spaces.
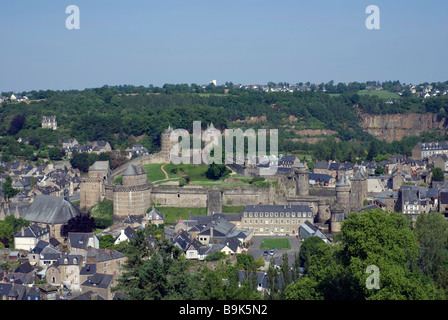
xmin=1 ymin=0 xmax=447 ymax=91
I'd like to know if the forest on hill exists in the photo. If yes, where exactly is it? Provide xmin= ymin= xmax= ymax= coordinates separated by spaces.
xmin=1 ymin=80 xmax=448 ymax=164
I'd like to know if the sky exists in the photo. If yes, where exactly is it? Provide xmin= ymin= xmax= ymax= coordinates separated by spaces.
xmin=1 ymin=0 xmax=447 ymax=92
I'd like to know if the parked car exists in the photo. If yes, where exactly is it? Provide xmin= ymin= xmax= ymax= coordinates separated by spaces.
xmin=263 ymin=251 xmax=268 ymax=256
xmin=270 ymin=249 xmax=274 ymax=256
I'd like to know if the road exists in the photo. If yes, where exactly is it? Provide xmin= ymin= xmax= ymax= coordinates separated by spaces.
xmin=247 ymin=235 xmax=302 ymax=267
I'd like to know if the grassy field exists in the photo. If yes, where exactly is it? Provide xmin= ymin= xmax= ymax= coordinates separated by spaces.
xmin=142 ymin=163 xmax=277 ymax=189
xmin=143 ymin=163 xmax=168 ymax=181
xmin=259 ymin=238 xmax=291 ymax=250
xmin=163 ymin=163 xmax=210 ymax=181
xmin=155 ymin=206 xmax=207 ymax=224
xmin=222 ymin=206 xmax=245 ymax=213
xmin=357 ymin=90 xmax=401 ymax=100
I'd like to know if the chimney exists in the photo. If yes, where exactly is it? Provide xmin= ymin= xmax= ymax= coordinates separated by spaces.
xmin=210 ymin=226 xmax=214 ymax=240
xmin=21 ymin=227 xmax=25 ymax=237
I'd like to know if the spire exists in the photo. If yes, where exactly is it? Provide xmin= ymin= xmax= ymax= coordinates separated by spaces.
xmin=336 ymin=174 xmax=350 ymax=187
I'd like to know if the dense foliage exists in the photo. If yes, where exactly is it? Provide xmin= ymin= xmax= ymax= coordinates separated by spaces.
xmin=110 ymin=209 xmax=448 ymax=300
xmin=1 ymin=81 xmax=447 ymax=164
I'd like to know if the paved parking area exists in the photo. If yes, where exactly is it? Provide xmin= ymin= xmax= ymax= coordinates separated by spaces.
xmin=247 ymin=235 xmax=302 ymax=267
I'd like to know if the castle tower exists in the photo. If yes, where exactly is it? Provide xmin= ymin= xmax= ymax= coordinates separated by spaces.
xmin=160 ymin=126 xmax=177 ymax=163
xmin=335 ymin=174 xmax=350 ymax=209
xmin=317 ymin=199 xmax=331 ymax=224
xmin=349 ymin=166 xmax=368 ymax=210
xmin=112 ymin=163 xmax=152 ymax=219
xmin=330 ymin=208 xmax=345 ymax=233
xmin=292 ymin=163 xmax=309 ymax=197
xmin=79 ymin=161 xmax=111 ymax=212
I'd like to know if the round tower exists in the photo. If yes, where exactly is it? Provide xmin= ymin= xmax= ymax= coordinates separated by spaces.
xmin=330 ymin=208 xmax=345 ymax=233
xmin=161 ymin=125 xmax=176 ymax=162
xmin=335 ymin=174 xmax=350 ymax=209
xmin=293 ymin=163 xmax=309 ymax=197
xmin=317 ymin=199 xmax=331 ymax=224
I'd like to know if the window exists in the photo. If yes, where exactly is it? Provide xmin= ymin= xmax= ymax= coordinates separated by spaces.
xmin=292 ymin=212 xmax=295 ymax=217
xmin=280 ymin=212 xmax=284 ymax=217
xmin=254 ymin=212 xmax=258 ymax=217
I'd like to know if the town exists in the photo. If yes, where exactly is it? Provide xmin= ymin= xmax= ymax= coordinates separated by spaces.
xmin=1 ymin=111 xmax=448 ymax=299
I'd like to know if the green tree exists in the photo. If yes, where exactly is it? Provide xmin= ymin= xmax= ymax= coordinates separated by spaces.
xmin=70 ymin=152 xmax=90 ymax=172
xmin=48 ymin=147 xmax=63 ymax=161
xmin=414 ymin=212 xmax=448 ymax=295
xmin=3 ymin=176 xmax=19 ymax=199
xmin=298 ymin=236 xmax=326 ymax=273
xmin=205 ymin=163 xmax=230 ymax=180
xmin=431 ymin=167 xmax=445 ymax=182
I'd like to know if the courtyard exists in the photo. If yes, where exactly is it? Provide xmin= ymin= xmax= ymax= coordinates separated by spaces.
xmin=246 ymin=235 xmax=302 ymax=268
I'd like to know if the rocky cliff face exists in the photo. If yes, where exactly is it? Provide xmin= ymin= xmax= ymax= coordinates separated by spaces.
xmin=360 ymin=113 xmax=448 ymax=142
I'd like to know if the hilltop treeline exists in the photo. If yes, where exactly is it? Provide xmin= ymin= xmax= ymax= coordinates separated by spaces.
xmin=1 ymin=81 xmax=447 ymax=164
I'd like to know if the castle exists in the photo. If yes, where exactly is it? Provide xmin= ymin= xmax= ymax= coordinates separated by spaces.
xmin=79 ymin=126 xmax=368 ymax=233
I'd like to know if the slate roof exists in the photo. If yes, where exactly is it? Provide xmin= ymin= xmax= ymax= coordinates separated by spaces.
xmin=22 ymin=195 xmax=81 ymax=224
xmin=299 ymin=221 xmax=329 ymax=241
xmin=28 ymin=240 xmax=51 ymax=254
xmin=336 ymin=174 xmax=350 ymax=187
xmin=147 ymin=207 xmax=164 ymax=220
xmin=39 ymin=245 xmax=61 ymax=261
xmin=314 ymin=161 xmax=329 ymax=170
xmin=14 ymin=224 xmax=49 ymax=238
xmin=440 ymin=190 xmax=448 ymax=204
xmin=14 ymin=262 xmax=35 ymax=274
xmin=122 ymin=164 xmax=140 ymax=176
xmin=309 ymin=173 xmax=333 ymax=183
xmin=80 ymin=264 xmax=97 ymax=276
xmin=82 ymin=273 xmax=114 ymax=289
xmin=86 ymin=249 xmax=125 ymax=263
xmin=69 ymin=232 xmax=97 ymax=250
xmin=89 ymin=161 xmax=109 ymax=171
xmin=243 ymin=204 xmax=313 ymax=215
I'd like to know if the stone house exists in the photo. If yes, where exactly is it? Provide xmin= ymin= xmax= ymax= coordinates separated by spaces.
xmin=143 ymin=207 xmax=165 ymax=227
xmin=46 ymin=253 xmax=84 ymax=291
xmin=433 ymin=154 xmax=448 ymax=172
xmin=27 ymin=240 xmax=61 ymax=269
xmin=42 ymin=116 xmax=57 ymax=130
xmin=80 ymin=273 xmax=115 ymax=300
xmin=68 ymin=232 xmax=100 ymax=252
xmin=85 ymin=248 xmax=126 ymax=278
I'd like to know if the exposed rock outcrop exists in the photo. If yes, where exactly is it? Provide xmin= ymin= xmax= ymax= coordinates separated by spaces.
xmin=360 ymin=113 xmax=448 ymax=142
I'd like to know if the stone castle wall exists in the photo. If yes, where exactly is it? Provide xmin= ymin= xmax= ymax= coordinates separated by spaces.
xmin=113 ymin=184 xmax=152 ymax=217
xmin=151 ymin=187 xmax=208 ymax=207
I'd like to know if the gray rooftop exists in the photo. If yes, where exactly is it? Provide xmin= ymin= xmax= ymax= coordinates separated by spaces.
xmin=22 ymin=195 xmax=81 ymax=224
xmin=89 ymin=161 xmax=109 ymax=171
